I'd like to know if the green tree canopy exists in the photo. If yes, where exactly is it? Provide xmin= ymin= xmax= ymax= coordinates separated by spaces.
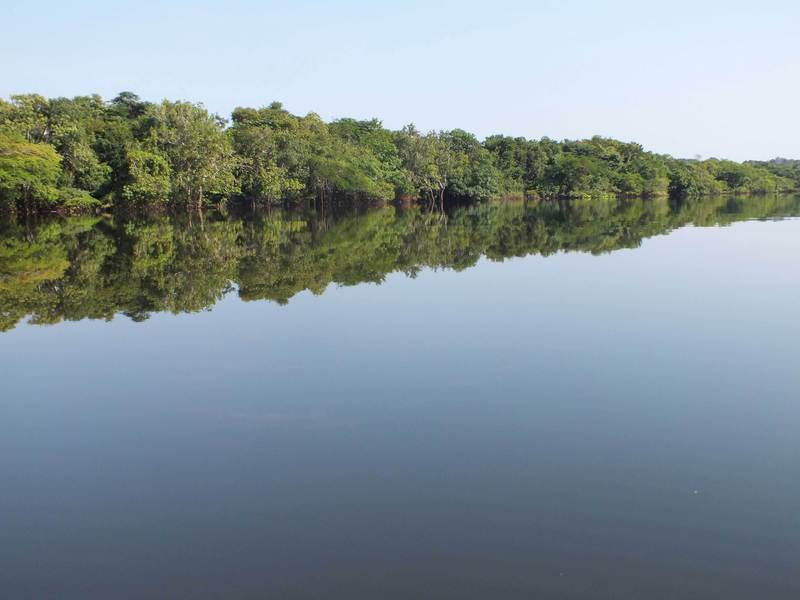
xmin=0 ymin=133 xmax=62 ymax=210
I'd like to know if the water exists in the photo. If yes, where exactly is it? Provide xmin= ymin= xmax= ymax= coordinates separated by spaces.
xmin=2 ymin=195 xmax=800 ymax=598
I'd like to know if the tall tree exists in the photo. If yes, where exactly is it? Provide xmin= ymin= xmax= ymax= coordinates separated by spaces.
xmin=0 ymin=133 xmax=62 ymax=212
xmin=145 ymin=101 xmax=238 ymax=208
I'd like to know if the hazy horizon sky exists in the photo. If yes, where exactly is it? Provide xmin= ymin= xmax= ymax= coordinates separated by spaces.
xmin=3 ymin=0 xmax=798 ymax=161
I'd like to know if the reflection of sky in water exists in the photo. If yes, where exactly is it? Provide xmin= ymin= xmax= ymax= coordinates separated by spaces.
xmin=1 ymin=216 xmax=800 ymax=598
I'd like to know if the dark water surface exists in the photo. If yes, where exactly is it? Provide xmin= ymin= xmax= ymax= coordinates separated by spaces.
xmin=2 ymin=195 xmax=800 ymax=598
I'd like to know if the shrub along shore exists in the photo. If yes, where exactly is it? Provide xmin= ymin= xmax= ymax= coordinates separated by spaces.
xmin=1 ymin=92 xmax=797 ymax=214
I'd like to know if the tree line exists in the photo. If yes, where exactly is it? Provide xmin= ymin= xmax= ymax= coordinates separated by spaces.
xmin=3 ymin=192 xmax=800 ymax=332
xmin=1 ymin=92 xmax=797 ymax=214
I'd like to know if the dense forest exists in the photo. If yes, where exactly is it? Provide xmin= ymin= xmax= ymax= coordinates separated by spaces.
xmin=0 ymin=92 xmax=797 ymax=214
xmin=2 ymin=192 xmax=799 ymax=332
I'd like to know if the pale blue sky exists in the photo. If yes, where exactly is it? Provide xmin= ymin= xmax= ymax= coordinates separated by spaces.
xmin=3 ymin=0 xmax=798 ymax=160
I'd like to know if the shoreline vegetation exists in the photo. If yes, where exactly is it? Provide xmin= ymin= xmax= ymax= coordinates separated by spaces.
xmin=1 ymin=92 xmax=798 ymax=215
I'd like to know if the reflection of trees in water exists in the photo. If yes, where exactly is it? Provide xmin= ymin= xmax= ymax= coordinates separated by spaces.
xmin=2 ymin=194 xmax=799 ymax=331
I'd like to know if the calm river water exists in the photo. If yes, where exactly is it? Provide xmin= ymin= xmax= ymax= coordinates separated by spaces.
xmin=2 ymin=195 xmax=799 ymax=598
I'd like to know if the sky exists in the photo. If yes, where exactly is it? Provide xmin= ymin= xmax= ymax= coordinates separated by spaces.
xmin=2 ymin=0 xmax=798 ymax=161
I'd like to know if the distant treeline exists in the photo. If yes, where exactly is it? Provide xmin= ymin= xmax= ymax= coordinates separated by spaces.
xmin=3 ymin=193 xmax=800 ymax=332
xmin=0 ymin=92 xmax=797 ymax=213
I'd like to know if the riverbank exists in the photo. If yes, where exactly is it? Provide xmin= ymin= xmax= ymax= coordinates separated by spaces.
xmin=2 ymin=93 xmax=798 ymax=216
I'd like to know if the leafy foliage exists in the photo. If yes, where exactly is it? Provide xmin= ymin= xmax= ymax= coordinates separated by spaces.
xmin=121 ymin=148 xmax=172 ymax=204
xmin=0 ymin=133 xmax=62 ymax=210
xmin=143 ymin=101 xmax=238 ymax=207
xmin=0 ymin=92 xmax=796 ymax=214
